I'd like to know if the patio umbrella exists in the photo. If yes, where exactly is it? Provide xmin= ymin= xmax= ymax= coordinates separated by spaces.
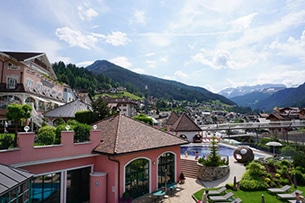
xmin=266 ymin=141 xmax=282 ymax=154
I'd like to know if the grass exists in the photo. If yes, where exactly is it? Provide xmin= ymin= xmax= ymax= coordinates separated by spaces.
xmin=96 ymin=91 xmax=143 ymax=100
xmin=193 ymin=185 xmax=305 ymax=203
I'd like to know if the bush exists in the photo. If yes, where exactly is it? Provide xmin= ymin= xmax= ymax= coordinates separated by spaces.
xmin=75 ymin=111 xmax=96 ymax=124
xmin=74 ymin=123 xmax=92 ymax=142
xmin=225 ymin=183 xmax=234 ymax=190
xmin=294 ymin=170 xmax=305 ymax=185
xmin=37 ymin=126 xmax=56 ymax=145
xmin=280 ymin=178 xmax=290 ymax=185
xmin=0 ymin=135 xmax=13 ymax=149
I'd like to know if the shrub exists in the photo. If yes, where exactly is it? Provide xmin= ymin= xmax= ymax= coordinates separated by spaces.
xmin=265 ymin=177 xmax=271 ymax=183
xmin=75 ymin=110 xmax=96 ymax=124
xmin=0 ymin=135 xmax=13 ymax=149
xmin=37 ymin=126 xmax=56 ymax=145
xmin=225 ymin=183 xmax=234 ymax=190
xmin=74 ymin=123 xmax=92 ymax=142
xmin=294 ymin=170 xmax=305 ymax=185
xmin=280 ymin=178 xmax=290 ymax=185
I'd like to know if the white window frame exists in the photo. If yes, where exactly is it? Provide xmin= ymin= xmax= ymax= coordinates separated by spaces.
xmin=7 ymin=76 xmax=18 ymax=89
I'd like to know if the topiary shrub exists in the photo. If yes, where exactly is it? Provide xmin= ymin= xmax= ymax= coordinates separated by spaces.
xmin=37 ymin=126 xmax=56 ymax=145
xmin=75 ymin=110 xmax=96 ymax=125
xmin=74 ymin=123 xmax=92 ymax=142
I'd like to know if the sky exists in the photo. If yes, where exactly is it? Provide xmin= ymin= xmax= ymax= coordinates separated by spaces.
xmin=1 ymin=0 xmax=305 ymax=93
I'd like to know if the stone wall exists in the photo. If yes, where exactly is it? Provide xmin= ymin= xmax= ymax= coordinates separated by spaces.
xmin=197 ymin=163 xmax=230 ymax=181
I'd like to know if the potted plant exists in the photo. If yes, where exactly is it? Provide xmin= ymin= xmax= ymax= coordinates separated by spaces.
xmin=120 ymin=191 xmax=132 ymax=203
xmin=179 ymin=172 xmax=186 ymax=184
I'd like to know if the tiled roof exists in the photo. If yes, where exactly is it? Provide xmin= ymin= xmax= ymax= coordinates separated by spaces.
xmin=44 ymin=98 xmax=91 ymax=118
xmin=166 ymin=111 xmax=179 ymax=125
xmin=171 ymin=113 xmax=202 ymax=132
xmin=93 ymin=114 xmax=188 ymax=155
xmin=2 ymin=51 xmax=44 ymax=61
xmin=0 ymin=164 xmax=33 ymax=196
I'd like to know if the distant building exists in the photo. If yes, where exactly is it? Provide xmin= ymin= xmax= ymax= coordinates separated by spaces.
xmin=104 ymin=96 xmax=138 ymax=117
xmin=166 ymin=112 xmax=202 ymax=142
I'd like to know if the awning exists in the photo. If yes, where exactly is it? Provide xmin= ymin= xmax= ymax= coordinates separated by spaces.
xmin=30 ymin=95 xmax=49 ymax=103
xmin=52 ymin=100 xmax=65 ymax=105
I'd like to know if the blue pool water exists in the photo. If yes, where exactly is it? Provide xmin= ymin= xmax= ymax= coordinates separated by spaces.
xmin=181 ymin=144 xmax=235 ymax=158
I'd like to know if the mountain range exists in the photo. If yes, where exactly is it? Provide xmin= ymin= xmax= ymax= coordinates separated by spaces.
xmin=85 ymin=60 xmax=305 ymax=112
xmin=219 ymin=84 xmax=305 ymax=112
xmin=86 ymin=60 xmax=235 ymax=105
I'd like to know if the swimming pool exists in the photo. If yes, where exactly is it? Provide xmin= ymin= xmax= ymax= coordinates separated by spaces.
xmin=180 ymin=143 xmax=265 ymax=159
xmin=181 ymin=144 xmax=235 ymax=158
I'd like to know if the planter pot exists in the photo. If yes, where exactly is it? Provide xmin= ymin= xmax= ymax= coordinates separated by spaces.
xmin=180 ymin=179 xmax=186 ymax=184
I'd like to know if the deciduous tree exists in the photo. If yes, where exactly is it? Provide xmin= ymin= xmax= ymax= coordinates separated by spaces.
xmin=5 ymin=103 xmax=32 ymax=146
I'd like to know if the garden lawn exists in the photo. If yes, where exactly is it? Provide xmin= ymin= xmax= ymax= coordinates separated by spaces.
xmin=193 ymin=186 xmax=305 ymax=203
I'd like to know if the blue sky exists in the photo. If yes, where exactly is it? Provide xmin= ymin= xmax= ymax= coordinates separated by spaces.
xmin=1 ymin=0 xmax=305 ymax=93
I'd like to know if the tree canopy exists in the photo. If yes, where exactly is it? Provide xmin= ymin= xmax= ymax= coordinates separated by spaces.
xmin=5 ymin=103 xmax=32 ymax=146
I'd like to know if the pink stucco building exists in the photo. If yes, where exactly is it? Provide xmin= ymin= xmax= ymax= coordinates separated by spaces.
xmin=0 ymin=51 xmax=76 ymax=129
xmin=0 ymin=114 xmax=187 ymax=203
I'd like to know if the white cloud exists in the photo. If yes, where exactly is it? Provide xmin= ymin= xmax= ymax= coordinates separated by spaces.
xmin=174 ymin=70 xmax=189 ymax=79
xmin=56 ymin=27 xmax=130 ymax=48
xmin=109 ymin=56 xmax=132 ymax=68
xmin=139 ymin=32 xmax=172 ymax=47
xmin=131 ymin=68 xmax=145 ymax=74
xmin=145 ymin=52 xmax=156 ymax=57
xmin=93 ymin=31 xmax=130 ymax=46
xmin=159 ymin=56 xmax=168 ymax=63
xmin=145 ymin=60 xmax=156 ymax=68
xmin=78 ymin=6 xmax=99 ymax=21
xmin=55 ymin=27 xmax=97 ymax=49
xmin=130 ymin=10 xmax=146 ymax=25
xmin=254 ymin=68 xmax=305 ymax=88
xmin=231 ymin=13 xmax=257 ymax=31
xmin=76 ymin=60 xmax=94 ymax=68
xmin=191 ymin=53 xmax=215 ymax=68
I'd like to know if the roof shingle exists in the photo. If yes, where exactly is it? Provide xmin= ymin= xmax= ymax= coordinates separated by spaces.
xmin=171 ymin=113 xmax=202 ymax=132
xmin=93 ymin=114 xmax=188 ymax=155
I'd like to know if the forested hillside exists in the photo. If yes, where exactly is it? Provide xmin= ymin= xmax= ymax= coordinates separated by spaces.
xmin=52 ymin=61 xmax=119 ymax=96
xmin=85 ymin=60 xmax=236 ymax=105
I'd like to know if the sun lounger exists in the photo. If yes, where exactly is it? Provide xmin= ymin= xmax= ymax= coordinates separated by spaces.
xmin=208 ymin=187 xmax=227 ymax=195
xmin=277 ymin=190 xmax=303 ymax=199
xmin=267 ymin=184 xmax=291 ymax=193
xmin=209 ymin=192 xmax=234 ymax=202
xmin=217 ymin=198 xmax=242 ymax=203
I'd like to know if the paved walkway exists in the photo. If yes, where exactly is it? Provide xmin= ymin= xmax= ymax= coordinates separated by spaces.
xmin=133 ymin=144 xmax=272 ymax=203
xmin=133 ymin=157 xmax=246 ymax=203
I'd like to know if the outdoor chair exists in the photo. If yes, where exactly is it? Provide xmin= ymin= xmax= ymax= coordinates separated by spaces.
xmin=267 ymin=184 xmax=291 ymax=193
xmin=217 ymin=197 xmax=242 ymax=203
xmin=277 ymin=190 xmax=303 ymax=200
xmin=208 ymin=187 xmax=227 ymax=196
xmin=209 ymin=192 xmax=234 ymax=202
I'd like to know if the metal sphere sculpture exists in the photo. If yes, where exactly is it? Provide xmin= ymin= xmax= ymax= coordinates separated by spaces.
xmin=233 ymin=146 xmax=254 ymax=163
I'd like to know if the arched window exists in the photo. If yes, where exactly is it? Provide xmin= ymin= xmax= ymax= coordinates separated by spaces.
xmin=25 ymin=97 xmax=36 ymax=109
xmin=125 ymin=158 xmax=149 ymax=199
xmin=158 ymin=152 xmax=175 ymax=188
xmin=0 ymin=95 xmax=21 ymax=109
